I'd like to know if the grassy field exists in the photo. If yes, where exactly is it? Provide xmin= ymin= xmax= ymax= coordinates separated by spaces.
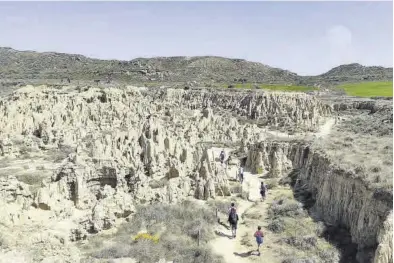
xmin=338 ymin=81 xmax=393 ymax=97
xmin=228 ymin=83 xmax=318 ymax=92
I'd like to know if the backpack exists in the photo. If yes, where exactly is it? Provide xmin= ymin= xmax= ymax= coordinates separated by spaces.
xmin=260 ymin=185 xmax=266 ymax=194
xmin=229 ymin=209 xmax=237 ymax=224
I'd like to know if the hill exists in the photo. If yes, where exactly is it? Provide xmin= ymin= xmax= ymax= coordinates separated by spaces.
xmin=0 ymin=47 xmax=392 ymax=86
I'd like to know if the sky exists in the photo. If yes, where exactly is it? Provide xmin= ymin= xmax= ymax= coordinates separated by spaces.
xmin=0 ymin=1 xmax=392 ymax=76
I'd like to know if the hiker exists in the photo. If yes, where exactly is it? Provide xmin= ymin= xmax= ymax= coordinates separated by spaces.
xmin=226 ymin=154 xmax=231 ymax=166
xmin=254 ymin=226 xmax=264 ymax=255
xmin=228 ymin=203 xmax=239 ymax=238
xmin=219 ymin=150 xmax=225 ymax=164
xmin=238 ymin=166 xmax=244 ymax=184
xmin=260 ymin=181 xmax=267 ymax=201
xmin=228 ymin=202 xmax=237 ymax=214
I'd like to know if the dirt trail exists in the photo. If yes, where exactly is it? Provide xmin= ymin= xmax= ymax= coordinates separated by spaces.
xmin=208 ymin=148 xmax=278 ymax=263
xmin=315 ymin=117 xmax=336 ymax=138
xmin=208 ymin=117 xmax=336 ymax=263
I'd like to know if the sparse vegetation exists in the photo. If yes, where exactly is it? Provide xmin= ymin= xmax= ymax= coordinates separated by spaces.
xmin=338 ymin=81 xmax=393 ymax=97
xmin=313 ymin=129 xmax=393 ymax=190
xmin=1 ymin=48 xmax=391 ymax=86
xmin=266 ymin=194 xmax=340 ymax=263
xmin=89 ymin=201 xmax=224 ymax=263
xmin=239 ymin=188 xmax=341 ymax=263
xmin=43 ymin=145 xmax=74 ymax=163
xmin=15 ymin=171 xmax=46 ymax=186
xmin=338 ymin=110 xmax=392 ymax=136
xmin=227 ymin=83 xmax=318 ymax=92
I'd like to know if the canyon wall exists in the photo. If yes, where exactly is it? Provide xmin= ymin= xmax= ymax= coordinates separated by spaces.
xmin=245 ymin=141 xmax=392 ymax=263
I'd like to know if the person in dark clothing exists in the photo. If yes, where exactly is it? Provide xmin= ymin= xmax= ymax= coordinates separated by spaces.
xmin=226 ymin=155 xmax=231 ymax=166
xmin=228 ymin=206 xmax=239 ymax=238
xmin=219 ymin=150 xmax=225 ymax=164
xmin=260 ymin=182 xmax=267 ymax=201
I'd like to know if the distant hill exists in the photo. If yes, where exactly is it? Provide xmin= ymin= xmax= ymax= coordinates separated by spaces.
xmin=0 ymin=47 xmax=392 ymax=86
xmin=316 ymin=63 xmax=393 ymax=83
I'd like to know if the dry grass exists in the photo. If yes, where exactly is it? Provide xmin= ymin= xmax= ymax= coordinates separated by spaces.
xmin=42 ymin=145 xmax=74 ymax=163
xmin=207 ymin=198 xmax=238 ymax=215
xmin=240 ymin=188 xmax=340 ymax=263
xmin=87 ymin=201 xmax=224 ymax=263
xmin=266 ymin=194 xmax=340 ymax=263
xmin=338 ymin=110 xmax=392 ymax=136
xmin=15 ymin=171 xmax=47 ymax=186
xmin=313 ymin=128 xmax=393 ymax=190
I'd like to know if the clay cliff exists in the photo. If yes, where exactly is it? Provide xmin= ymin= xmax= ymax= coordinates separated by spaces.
xmin=245 ymin=141 xmax=393 ymax=263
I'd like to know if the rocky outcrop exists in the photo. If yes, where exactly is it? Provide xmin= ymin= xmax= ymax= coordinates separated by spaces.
xmin=245 ymin=141 xmax=393 ymax=263
xmin=150 ymin=88 xmax=332 ymax=130
xmin=0 ymin=85 xmax=280 ymax=238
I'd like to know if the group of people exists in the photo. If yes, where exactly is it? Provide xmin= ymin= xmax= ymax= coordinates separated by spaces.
xmin=219 ymin=150 xmax=268 ymax=255
xmin=227 ymin=202 xmax=265 ymax=255
xmin=220 ymin=150 xmax=268 ymax=200
xmin=220 ymin=150 xmax=244 ymax=183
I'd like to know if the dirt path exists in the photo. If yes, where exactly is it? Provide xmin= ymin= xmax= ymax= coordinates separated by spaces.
xmin=315 ymin=117 xmax=335 ymax=138
xmin=208 ymin=147 xmax=277 ymax=263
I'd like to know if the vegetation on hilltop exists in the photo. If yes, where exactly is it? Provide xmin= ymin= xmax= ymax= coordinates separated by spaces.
xmin=0 ymin=47 xmax=392 ymax=87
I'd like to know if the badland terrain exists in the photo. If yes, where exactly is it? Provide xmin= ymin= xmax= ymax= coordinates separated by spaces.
xmin=0 ymin=47 xmax=392 ymax=263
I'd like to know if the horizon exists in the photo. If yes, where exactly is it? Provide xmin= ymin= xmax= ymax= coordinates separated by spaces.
xmin=0 ymin=1 xmax=392 ymax=75
xmin=2 ymin=46 xmax=392 ymax=77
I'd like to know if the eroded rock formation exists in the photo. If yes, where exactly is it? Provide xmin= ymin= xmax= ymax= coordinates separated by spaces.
xmin=0 ymin=84 xmax=390 ymax=263
xmin=245 ymin=141 xmax=393 ymax=263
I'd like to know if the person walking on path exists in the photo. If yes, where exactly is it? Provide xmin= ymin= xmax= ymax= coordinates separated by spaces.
xmin=254 ymin=226 xmax=264 ymax=255
xmin=260 ymin=181 xmax=267 ymax=201
xmin=226 ymin=154 xmax=232 ymax=166
xmin=228 ymin=202 xmax=236 ymax=214
xmin=228 ymin=203 xmax=239 ymax=238
xmin=238 ymin=166 xmax=244 ymax=184
xmin=219 ymin=150 xmax=225 ymax=165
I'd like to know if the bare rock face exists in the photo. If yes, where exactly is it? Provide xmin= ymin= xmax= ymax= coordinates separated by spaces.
xmin=245 ymin=141 xmax=292 ymax=177
xmin=373 ymin=212 xmax=393 ymax=263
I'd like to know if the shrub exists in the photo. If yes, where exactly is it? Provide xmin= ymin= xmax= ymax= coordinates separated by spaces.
xmin=256 ymin=166 xmax=264 ymax=174
xmin=266 ymin=179 xmax=278 ymax=189
xmin=269 ymin=198 xmax=305 ymax=218
xmin=268 ymin=218 xmax=286 ymax=233
xmin=91 ymin=201 xmax=224 ymax=263
xmin=133 ymin=232 xmax=160 ymax=244
xmin=282 ymin=258 xmax=316 ymax=263
xmin=282 ymin=235 xmax=318 ymax=250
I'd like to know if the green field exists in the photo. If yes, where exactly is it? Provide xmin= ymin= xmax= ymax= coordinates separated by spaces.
xmin=229 ymin=83 xmax=318 ymax=92
xmin=338 ymin=81 xmax=393 ymax=97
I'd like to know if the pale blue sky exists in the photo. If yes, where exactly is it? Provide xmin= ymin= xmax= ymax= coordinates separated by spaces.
xmin=0 ymin=1 xmax=392 ymax=75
